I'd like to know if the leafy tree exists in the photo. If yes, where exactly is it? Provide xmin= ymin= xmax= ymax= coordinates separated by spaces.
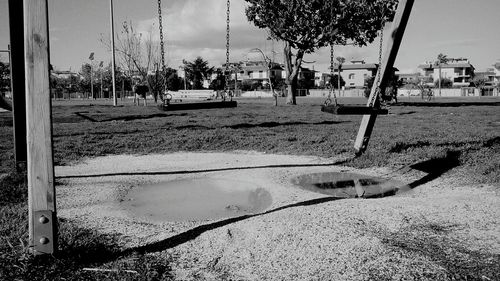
xmin=365 ymin=72 xmax=401 ymax=102
xmin=0 ymin=61 xmax=10 ymax=95
xmin=471 ymin=76 xmax=487 ymax=89
xmin=245 ymin=0 xmax=397 ymax=104
xmin=209 ymin=68 xmax=226 ymax=91
xmin=0 ymin=61 xmax=12 ymax=110
xmin=78 ymin=63 xmax=92 ymax=97
xmin=182 ymin=57 xmax=214 ymax=90
xmin=434 ymin=78 xmax=452 ymax=89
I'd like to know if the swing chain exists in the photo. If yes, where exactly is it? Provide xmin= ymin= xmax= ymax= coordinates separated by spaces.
xmin=370 ymin=17 xmax=385 ymax=107
xmin=324 ymin=44 xmax=337 ymax=106
xmin=157 ymin=0 xmax=167 ymax=99
xmin=224 ymin=0 xmax=231 ymax=101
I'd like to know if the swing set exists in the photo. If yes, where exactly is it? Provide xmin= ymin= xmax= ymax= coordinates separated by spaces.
xmin=157 ymin=0 xmax=238 ymax=111
xmin=10 ymin=0 xmax=414 ymax=255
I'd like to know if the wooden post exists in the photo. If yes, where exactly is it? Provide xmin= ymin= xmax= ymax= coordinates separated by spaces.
xmin=8 ymin=0 xmax=28 ymax=171
xmin=24 ymin=0 xmax=57 ymax=255
xmin=353 ymin=0 xmax=414 ymax=155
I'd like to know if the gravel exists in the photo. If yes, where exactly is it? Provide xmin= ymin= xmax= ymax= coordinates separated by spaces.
xmin=56 ymin=151 xmax=500 ymax=280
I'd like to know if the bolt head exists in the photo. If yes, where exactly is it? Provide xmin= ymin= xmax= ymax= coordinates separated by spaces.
xmin=39 ymin=215 xmax=49 ymax=224
xmin=39 ymin=237 xmax=50 ymax=245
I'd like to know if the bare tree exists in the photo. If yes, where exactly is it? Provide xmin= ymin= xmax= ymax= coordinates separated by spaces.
xmin=101 ymin=21 xmax=162 ymax=105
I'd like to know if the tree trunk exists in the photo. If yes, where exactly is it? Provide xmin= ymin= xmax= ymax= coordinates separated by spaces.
xmin=283 ymin=42 xmax=304 ymax=105
xmin=285 ymin=79 xmax=297 ymax=105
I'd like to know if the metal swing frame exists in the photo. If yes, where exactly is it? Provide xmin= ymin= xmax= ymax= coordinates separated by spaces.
xmin=157 ymin=0 xmax=237 ymax=111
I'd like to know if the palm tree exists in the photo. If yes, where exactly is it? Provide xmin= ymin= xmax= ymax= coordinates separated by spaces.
xmin=182 ymin=57 xmax=214 ymax=90
xmin=435 ymin=53 xmax=448 ymax=96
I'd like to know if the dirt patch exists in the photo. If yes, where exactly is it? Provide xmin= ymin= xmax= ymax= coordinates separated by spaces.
xmin=56 ymin=151 xmax=500 ymax=280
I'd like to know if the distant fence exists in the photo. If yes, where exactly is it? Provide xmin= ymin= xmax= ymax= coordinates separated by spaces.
xmin=308 ymin=89 xmax=365 ymax=98
xmin=397 ymin=87 xmax=499 ymax=97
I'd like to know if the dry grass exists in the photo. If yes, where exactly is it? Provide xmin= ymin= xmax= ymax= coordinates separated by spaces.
xmin=0 ymin=96 xmax=499 ymax=280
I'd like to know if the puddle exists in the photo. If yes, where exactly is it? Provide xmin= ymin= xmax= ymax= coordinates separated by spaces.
xmin=292 ymin=172 xmax=409 ymax=198
xmin=122 ymin=178 xmax=272 ymax=222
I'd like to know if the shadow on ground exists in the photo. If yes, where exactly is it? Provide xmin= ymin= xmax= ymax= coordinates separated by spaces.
xmin=117 ymin=152 xmax=461 ymax=256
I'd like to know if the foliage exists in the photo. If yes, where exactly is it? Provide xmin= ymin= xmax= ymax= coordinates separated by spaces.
xmin=245 ymin=0 xmax=398 ymax=104
xmin=182 ymin=57 xmax=214 ymax=90
xmin=0 ymin=61 xmax=10 ymax=95
xmin=209 ymin=68 xmax=226 ymax=91
xmin=240 ymin=80 xmax=263 ymax=91
xmin=364 ymin=72 xmax=402 ymax=101
xmin=435 ymin=53 xmax=449 ymax=65
xmin=434 ymin=78 xmax=453 ymax=89
xmin=323 ymin=74 xmax=345 ymax=89
xmin=471 ymin=76 xmax=488 ymax=89
xmin=164 ymin=67 xmax=183 ymax=92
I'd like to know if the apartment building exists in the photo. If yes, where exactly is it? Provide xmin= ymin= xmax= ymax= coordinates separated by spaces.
xmin=418 ymin=58 xmax=475 ymax=87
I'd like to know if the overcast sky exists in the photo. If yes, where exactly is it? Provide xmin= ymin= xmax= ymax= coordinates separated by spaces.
xmin=0 ymin=0 xmax=499 ymax=73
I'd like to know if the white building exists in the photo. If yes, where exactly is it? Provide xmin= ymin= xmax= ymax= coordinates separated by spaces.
xmin=493 ymin=62 xmax=500 ymax=86
xmin=418 ymin=58 xmax=475 ymax=87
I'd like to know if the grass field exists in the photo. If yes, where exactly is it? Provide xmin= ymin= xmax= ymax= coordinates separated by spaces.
xmin=1 ymin=96 xmax=499 ymax=280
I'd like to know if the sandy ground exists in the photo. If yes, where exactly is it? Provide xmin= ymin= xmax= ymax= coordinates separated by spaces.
xmin=56 ymin=151 xmax=500 ymax=280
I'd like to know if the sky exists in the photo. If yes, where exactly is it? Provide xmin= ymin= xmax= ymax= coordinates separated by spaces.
xmin=1 ymin=0 xmax=499 ymax=74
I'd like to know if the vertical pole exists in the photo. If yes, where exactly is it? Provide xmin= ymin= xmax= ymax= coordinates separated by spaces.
xmin=8 ymin=0 xmax=27 ymax=172
xmin=90 ymin=59 xmax=94 ymax=99
xmin=110 ymin=0 xmax=117 ymax=106
xmin=24 ymin=0 xmax=57 ymax=255
xmin=100 ymin=69 xmax=103 ymax=99
xmin=438 ymin=64 xmax=442 ymax=97
xmin=337 ymin=64 xmax=341 ymax=97
xmin=354 ymin=0 xmax=414 ymax=155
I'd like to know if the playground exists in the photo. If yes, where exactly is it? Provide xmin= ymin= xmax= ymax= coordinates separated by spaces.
xmin=1 ymin=0 xmax=500 ymax=279
xmin=1 ymin=97 xmax=500 ymax=279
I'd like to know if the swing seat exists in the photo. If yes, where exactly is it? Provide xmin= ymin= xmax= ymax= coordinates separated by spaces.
xmin=158 ymin=101 xmax=237 ymax=111
xmin=321 ymin=104 xmax=388 ymax=115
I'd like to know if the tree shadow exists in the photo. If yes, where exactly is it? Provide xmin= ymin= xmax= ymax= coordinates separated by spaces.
xmin=389 ymin=136 xmax=499 ymax=153
xmin=406 ymin=150 xmax=461 ymax=189
xmin=74 ymin=112 xmax=188 ymax=123
xmin=225 ymin=120 xmax=349 ymax=129
xmin=121 ymin=196 xmax=342 ymax=256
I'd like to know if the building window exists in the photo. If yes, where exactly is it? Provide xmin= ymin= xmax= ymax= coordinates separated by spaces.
xmin=259 ymin=70 xmax=264 ymax=78
xmin=349 ymin=73 xmax=355 ymax=80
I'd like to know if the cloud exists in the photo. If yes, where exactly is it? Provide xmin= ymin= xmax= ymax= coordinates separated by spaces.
xmin=132 ymin=0 xmax=381 ymax=73
xmin=134 ymin=0 xmax=269 ymax=67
